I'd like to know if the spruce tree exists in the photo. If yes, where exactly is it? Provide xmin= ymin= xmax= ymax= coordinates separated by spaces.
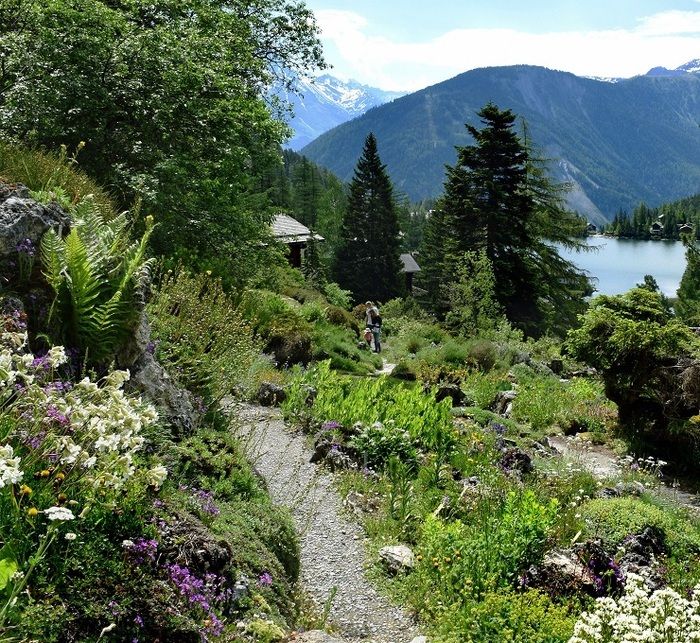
xmin=419 ymin=103 xmax=591 ymax=336
xmin=676 ymin=235 xmax=700 ymax=324
xmin=334 ymin=133 xmax=403 ymax=303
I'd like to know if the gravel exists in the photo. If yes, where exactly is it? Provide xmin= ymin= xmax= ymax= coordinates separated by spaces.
xmin=228 ymin=401 xmax=423 ymax=643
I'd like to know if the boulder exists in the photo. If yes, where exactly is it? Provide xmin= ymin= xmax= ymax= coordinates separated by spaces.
xmin=525 ymin=549 xmax=597 ymax=595
xmin=434 ymin=383 xmax=466 ymax=407
xmin=257 ymin=381 xmax=287 ymax=406
xmin=490 ymin=389 xmax=517 ymax=417
xmin=379 ymin=545 xmax=415 ymax=574
xmin=499 ymin=447 xmax=533 ymax=475
xmin=0 ymin=183 xmax=70 ymax=260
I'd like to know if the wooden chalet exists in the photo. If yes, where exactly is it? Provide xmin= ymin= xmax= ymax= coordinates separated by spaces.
xmin=271 ymin=214 xmax=324 ymax=268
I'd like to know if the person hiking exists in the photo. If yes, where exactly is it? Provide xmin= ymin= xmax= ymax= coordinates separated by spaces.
xmin=365 ymin=301 xmax=382 ymax=353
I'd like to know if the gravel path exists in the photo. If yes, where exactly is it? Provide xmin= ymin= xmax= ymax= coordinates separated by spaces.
xmin=227 ymin=400 xmax=422 ymax=643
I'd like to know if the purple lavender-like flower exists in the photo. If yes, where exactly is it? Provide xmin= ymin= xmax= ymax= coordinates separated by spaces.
xmin=145 ymin=340 xmax=157 ymax=355
xmin=133 ymin=614 xmax=144 ymax=627
xmin=124 ymin=538 xmax=158 ymax=564
xmin=322 ymin=420 xmax=342 ymax=430
xmin=46 ymin=404 xmax=70 ymax=427
xmin=194 ymin=489 xmax=220 ymax=516
xmin=258 ymin=572 xmax=273 ymax=587
xmin=25 ymin=431 xmax=46 ymax=450
xmin=16 ymin=238 xmax=35 ymax=256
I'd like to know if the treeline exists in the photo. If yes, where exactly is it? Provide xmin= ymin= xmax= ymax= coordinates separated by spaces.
xmin=602 ymin=195 xmax=700 ymax=239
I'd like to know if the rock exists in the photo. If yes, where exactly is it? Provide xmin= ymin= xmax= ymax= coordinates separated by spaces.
xmin=499 ymin=447 xmax=533 ymax=475
xmin=0 ymin=182 xmax=70 ymax=260
xmin=490 ymin=389 xmax=517 ymax=416
xmin=597 ymin=486 xmax=621 ymax=499
xmin=379 ymin=545 xmax=415 ymax=574
xmin=614 ymin=480 xmax=646 ymax=496
xmin=434 ymin=383 xmax=466 ymax=407
xmin=525 ymin=549 xmax=597 ymax=595
xmin=548 ymin=358 xmax=564 ymax=375
xmin=257 ymin=381 xmax=287 ymax=406
xmin=303 ymin=384 xmax=317 ymax=406
xmin=344 ymin=490 xmax=381 ymax=516
xmin=294 ymin=632 xmax=344 ymax=643
xmin=159 ymin=508 xmax=232 ymax=574
xmin=410 ymin=637 xmax=428 ymax=643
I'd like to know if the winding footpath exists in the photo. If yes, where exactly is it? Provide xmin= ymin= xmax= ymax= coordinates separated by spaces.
xmin=226 ymin=400 xmax=423 ymax=643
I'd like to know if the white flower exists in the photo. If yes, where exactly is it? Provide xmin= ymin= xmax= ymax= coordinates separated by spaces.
xmin=47 ymin=345 xmax=68 ymax=367
xmin=64 ymin=532 xmax=77 ymax=541
xmin=147 ymin=465 xmax=168 ymax=489
xmin=0 ymin=444 xmax=23 ymax=488
xmin=44 ymin=506 xmax=75 ymax=521
xmin=122 ymin=539 xmax=134 ymax=548
xmin=104 ymin=369 xmax=130 ymax=389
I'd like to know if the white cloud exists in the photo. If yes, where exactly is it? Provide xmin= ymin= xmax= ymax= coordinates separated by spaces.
xmin=315 ymin=9 xmax=700 ymax=91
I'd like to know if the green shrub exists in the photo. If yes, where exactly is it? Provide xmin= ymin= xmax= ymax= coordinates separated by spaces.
xmin=148 ymin=268 xmax=261 ymax=401
xmin=429 ymin=589 xmax=575 ymax=643
xmin=466 ymin=339 xmax=499 ymax=371
xmin=322 ymin=282 xmax=352 ymax=309
xmin=580 ymin=496 xmax=700 ymax=555
xmin=325 ymin=305 xmax=360 ymax=335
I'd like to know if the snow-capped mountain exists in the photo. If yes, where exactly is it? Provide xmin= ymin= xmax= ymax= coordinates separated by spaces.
xmin=278 ymin=74 xmax=406 ymax=150
xmin=646 ymin=59 xmax=700 ymax=77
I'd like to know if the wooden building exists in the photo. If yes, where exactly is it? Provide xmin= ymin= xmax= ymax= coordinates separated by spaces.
xmin=400 ymin=253 xmax=421 ymax=293
xmin=271 ymin=214 xmax=324 ymax=268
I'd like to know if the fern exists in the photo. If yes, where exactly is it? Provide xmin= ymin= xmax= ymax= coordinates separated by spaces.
xmin=41 ymin=199 xmax=156 ymax=364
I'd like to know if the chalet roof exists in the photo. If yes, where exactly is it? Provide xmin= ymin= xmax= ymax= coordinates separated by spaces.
xmin=271 ymin=213 xmax=323 ymax=243
xmin=400 ymin=253 xmax=421 ymax=273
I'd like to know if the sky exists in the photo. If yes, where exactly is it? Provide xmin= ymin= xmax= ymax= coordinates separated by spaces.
xmin=303 ymin=0 xmax=700 ymax=91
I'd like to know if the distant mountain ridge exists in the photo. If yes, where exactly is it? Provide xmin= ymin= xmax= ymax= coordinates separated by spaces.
xmin=279 ymin=74 xmax=405 ymax=150
xmin=301 ymin=62 xmax=700 ymax=224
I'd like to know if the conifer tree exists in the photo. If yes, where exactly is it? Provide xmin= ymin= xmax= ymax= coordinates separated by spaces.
xmin=334 ymin=133 xmax=403 ymax=303
xmin=419 ymin=103 xmax=590 ymax=335
xmin=676 ymin=235 xmax=700 ymax=324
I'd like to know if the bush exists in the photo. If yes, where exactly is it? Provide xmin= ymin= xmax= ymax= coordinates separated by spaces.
xmin=148 ymin=268 xmax=261 ymax=401
xmin=350 ymin=421 xmax=418 ymax=470
xmin=580 ymin=496 xmax=700 ymax=555
xmin=325 ymin=305 xmax=360 ymax=335
xmin=322 ymin=282 xmax=352 ymax=309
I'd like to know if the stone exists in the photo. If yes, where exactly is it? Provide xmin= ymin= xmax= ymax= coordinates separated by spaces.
xmin=499 ymin=447 xmax=533 ymax=475
xmin=548 ymin=358 xmax=564 ymax=375
xmin=525 ymin=549 xmax=597 ymax=595
xmin=434 ymin=383 xmax=466 ymax=407
xmin=379 ymin=545 xmax=415 ymax=574
xmin=257 ymin=381 xmax=287 ymax=406
xmin=409 ymin=637 xmax=428 ymax=643
xmin=490 ymin=389 xmax=517 ymax=416
xmin=0 ymin=183 xmax=70 ymax=259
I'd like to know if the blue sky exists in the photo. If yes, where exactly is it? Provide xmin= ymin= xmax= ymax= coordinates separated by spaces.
xmin=304 ymin=1 xmax=700 ymax=90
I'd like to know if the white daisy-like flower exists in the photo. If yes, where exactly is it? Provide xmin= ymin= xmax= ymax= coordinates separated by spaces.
xmin=44 ymin=506 xmax=75 ymax=521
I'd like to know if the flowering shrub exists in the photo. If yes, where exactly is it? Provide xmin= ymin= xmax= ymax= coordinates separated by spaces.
xmin=569 ymin=573 xmax=700 ymax=642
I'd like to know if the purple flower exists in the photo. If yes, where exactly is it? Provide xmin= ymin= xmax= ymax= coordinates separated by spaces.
xmin=322 ymin=420 xmax=342 ymax=430
xmin=46 ymin=404 xmax=70 ymax=427
xmin=124 ymin=538 xmax=158 ymax=564
xmin=258 ymin=572 xmax=273 ymax=587
xmin=134 ymin=614 xmax=144 ymax=628
xmin=145 ymin=341 xmax=157 ymax=355
xmin=16 ymin=238 xmax=35 ymax=256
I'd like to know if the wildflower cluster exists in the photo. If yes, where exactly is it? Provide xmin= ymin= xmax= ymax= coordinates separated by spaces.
xmin=0 ymin=326 xmax=163 ymax=494
xmin=569 ymin=573 xmax=700 ymax=642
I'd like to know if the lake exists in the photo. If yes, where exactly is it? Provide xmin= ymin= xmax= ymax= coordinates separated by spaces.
xmin=557 ymin=237 xmax=687 ymax=297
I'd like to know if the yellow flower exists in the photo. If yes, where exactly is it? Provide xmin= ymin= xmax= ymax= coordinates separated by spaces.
xmin=26 ymin=507 xmax=38 ymax=517
xmin=55 ymin=472 xmax=66 ymax=482
xmin=39 ymin=470 xmax=50 ymax=478
xmin=19 ymin=484 xmax=32 ymax=496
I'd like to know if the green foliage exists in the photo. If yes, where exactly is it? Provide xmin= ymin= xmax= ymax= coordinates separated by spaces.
xmin=431 ymin=589 xmax=575 ymax=643
xmin=444 ymin=250 xmax=503 ymax=336
xmin=580 ymin=496 xmax=700 ymax=556
xmin=419 ymin=103 xmax=591 ymax=336
xmin=566 ymin=287 xmax=700 ymax=449
xmin=334 ymin=133 xmax=404 ymax=303
xmin=0 ymin=142 xmax=115 ymax=216
xmin=41 ymin=198 xmax=155 ymax=364
xmin=1 ymin=0 xmax=324 ymax=286
xmin=351 ymin=422 xmax=418 ymax=470
xmin=511 ymin=373 xmax=617 ymax=435
xmin=283 ymin=361 xmax=456 ymax=458
xmin=147 ymin=268 xmax=261 ymax=402
xmin=414 ymin=490 xmax=558 ymax=599
xmin=676 ymin=238 xmax=700 ymax=324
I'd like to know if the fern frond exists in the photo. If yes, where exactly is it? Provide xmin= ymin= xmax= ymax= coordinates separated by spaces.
xmin=41 ymin=228 xmax=66 ymax=294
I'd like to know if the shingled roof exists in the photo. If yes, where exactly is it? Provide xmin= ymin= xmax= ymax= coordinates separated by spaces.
xmin=271 ymin=213 xmax=323 ymax=243
xmin=400 ymin=253 xmax=421 ymax=274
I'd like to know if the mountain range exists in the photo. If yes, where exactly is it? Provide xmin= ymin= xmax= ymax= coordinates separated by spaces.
xmin=300 ymin=61 xmax=700 ymax=224
xmin=279 ymin=74 xmax=405 ymax=150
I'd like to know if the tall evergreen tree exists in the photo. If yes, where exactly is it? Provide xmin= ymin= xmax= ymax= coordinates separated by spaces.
xmin=676 ymin=235 xmax=700 ymax=325
xmin=419 ymin=103 xmax=591 ymax=335
xmin=334 ymin=133 xmax=403 ymax=303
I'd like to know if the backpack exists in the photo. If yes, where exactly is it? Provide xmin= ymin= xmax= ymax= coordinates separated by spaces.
xmin=375 ymin=315 xmax=382 ymax=327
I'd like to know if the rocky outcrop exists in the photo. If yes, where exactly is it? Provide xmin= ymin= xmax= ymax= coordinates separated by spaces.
xmin=0 ymin=183 xmax=70 ymax=260
xmin=379 ymin=545 xmax=415 ymax=574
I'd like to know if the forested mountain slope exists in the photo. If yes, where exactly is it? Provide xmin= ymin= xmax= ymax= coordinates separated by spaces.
xmin=302 ymin=65 xmax=700 ymax=224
